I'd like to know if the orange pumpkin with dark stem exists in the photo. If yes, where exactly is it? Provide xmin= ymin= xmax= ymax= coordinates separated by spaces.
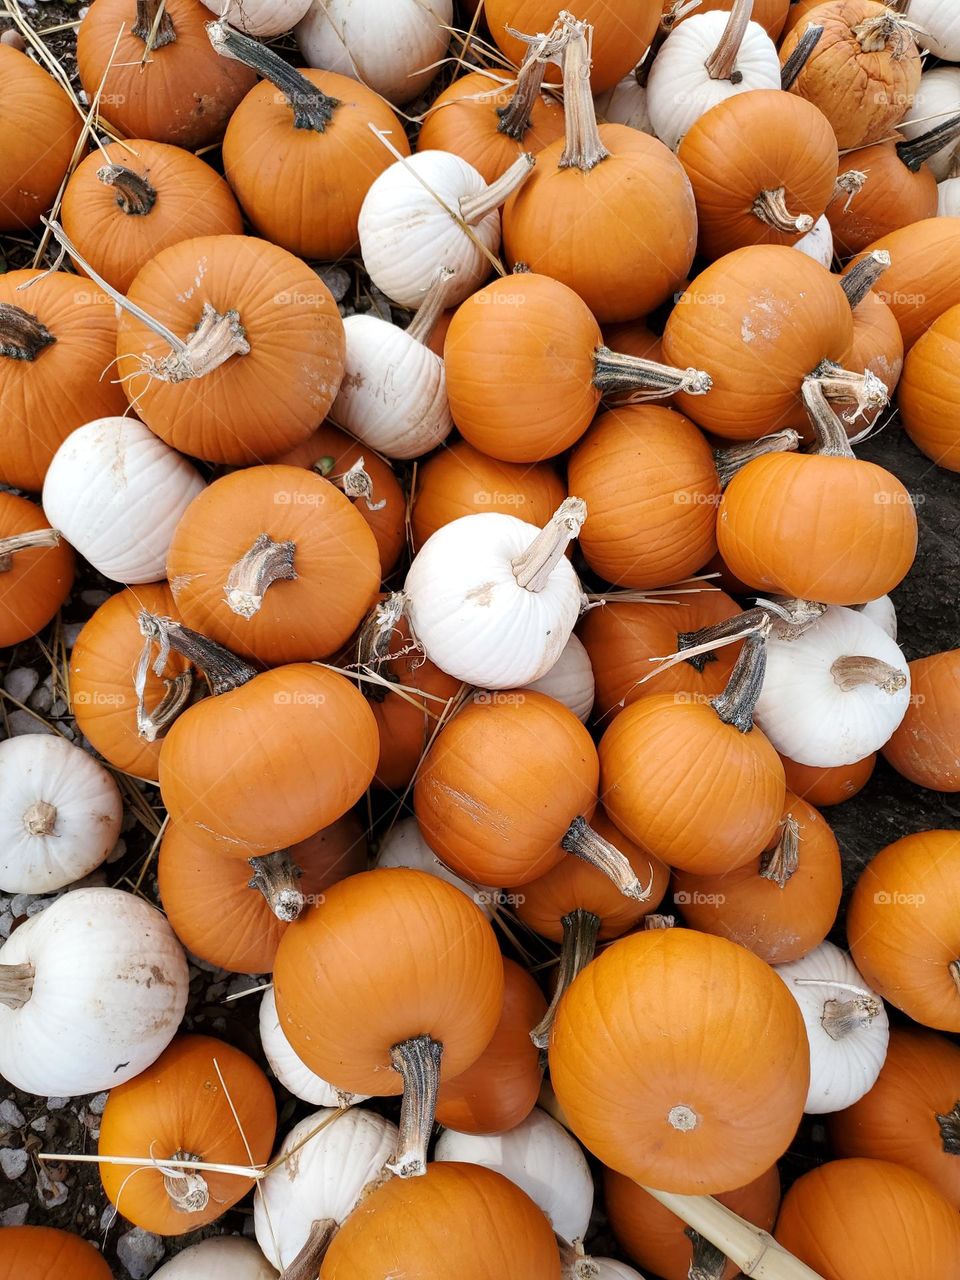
xmin=99 ymin=1034 xmax=277 ymax=1235
xmin=898 ymin=304 xmax=960 ymax=473
xmin=849 ymin=217 xmax=960 ymax=351
xmin=0 ymin=493 xmax=74 ymax=648
xmin=61 ymin=139 xmax=243 ymax=293
xmin=550 ymin=927 xmax=809 ymax=1193
xmin=848 ymin=830 xmax=960 ymax=1032
xmin=882 ymin=649 xmax=960 ymax=789
xmin=780 ymin=752 xmax=876 ymax=806
xmin=0 ymin=1227 xmax=112 ymax=1279
xmin=826 ymin=135 xmax=942 ymax=260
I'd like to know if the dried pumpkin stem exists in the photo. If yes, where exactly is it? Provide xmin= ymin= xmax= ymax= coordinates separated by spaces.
xmin=0 ymin=527 xmax=61 ymax=570
xmin=643 ymin=913 xmax=675 ymax=929
xmin=811 ymin=363 xmax=889 ymax=424
xmin=780 ymin=22 xmax=824 ymax=90
xmin=840 ymin=249 xmax=890 ymax=308
xmin=138 ymin=612 xmax=258 ymax=695
xmin=405 ymin=266 xmax=457 ymax=345
xmin=752 ymin=188 xmax=814 ymax=235
xmin=714 ymin=430 xmax=800 ymax=488
xmin=206 ymin=20 xmax=340 ymax=131
xmin=496 ymin=43 xmax=551 ymax=141
xmin=97 ymin=163 xmax=158 ymax=216
xmin=279 ymin=1218 xmax=338 ymax=1280
xmin=356 ymin=592 xmax=408 ymax=671
xmin=801 ymin=379 xmax=857 ymax=457
xmin=562 ymin=816 xmax=655 ymax=902
xmin=162 ymin=1150 xmax=209 ymax=1214
xmin=819 ymin=994 xmax=884 ymax=1040
xmin=897 ymin=113 xmax=960 ymax=172
xmin=704 ymin=0 xmax=753 ymax=82
xmin=686 ymin=1227 xmax=728 ymax=1280
xmin=677 ymin=606 xmax=768 ymax=674
xmin=224 ymin=533 xmax=297 ymax=620
xmin=710 ymin=631 xmax=767 ymax=733
xmin=530 ymin=907 xmax=602 ymax=1050
xmin=387 ymin=1034 xmax=443 ymax=1178
xmin=133 ymin=0 xmax=175 ymax=47
xmin=592 ymin=346 xmax=712 ymax=398
xmin=151 ymin=301 xmax=250 ymax=383
xmin=247 ymin=849 xmax=305 ymax=923
xmin=512 ymin=498 xmax=587 ymax=592
xmin=0 ymin=303 xmax=56 ymax=361
xmin=935 ymin=1102 xmax=960 ymax=1155
xmin=952 ymin=959 xmax=960 ymax=1000
xmin=22 ymin=800 xmax=57 ymax=837
xmin=759 ymin=814 xmax=800 ymax=888
xmin=853 ymin=12 xmax=922 ymax=56
xmin=459 ymin=152 xmax=536 ymax=224
xmin=558 ymin=18 xmax=611 ymax=171
xmin=138 ymin=670 xmax=194 ymax=742
xmin=833 ymin=168 xmax=868 ymax=215
xmin=0 ymin=963 xmax=35 ymax=1010
xmin=831 ymin=654 xmax=907 ymax=693
xmin=338 ymin=458 xmax=385 ymax=511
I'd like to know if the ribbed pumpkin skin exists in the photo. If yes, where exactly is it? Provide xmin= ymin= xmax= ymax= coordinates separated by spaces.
xmin=412 ymin=440 xmax=567 ymax=551
xmin=882 ymin=650 xmax=960 ymax=789
xmin=848 ymin=287 xmax=903 ymax=408
xmin=0 ymin=46 xmax=81 ymax=233
xmin=672 ymin=791 xmax=842 ymax=963
xmin=827 ymin=146 xmax=937 ymax=260
xmin=435 ymin=958 xmax=546 ymax=1134
xmin=0 ymin=1226 xmax=112 ymax=1279
xmin=319 ymin=1162 xmax=562 ymax=1280
xmin=222 ymin=70 xmax=409 ymax=260
xmin=158 ymin=665 xmax=379 ymax=858
xmin=418 ymin=70 xmax=566 ymax=184
xmin=0 ymin=493 xmax=74 ymax=648
xmin=158 ymin=812 xmax=367 ymax=973
xmin=829 ymin=1026 xmax=960 ymax=1208
xmin=0 ymin=271 xmax=128 ymax=491
xmin=780 ymin=752 xmax=876 ymax=806
xmin=898 ymin=304 xmax=960 ymax=472
xmin=678 ymin=91 xmax=839 ymax=261
xmin=662 ymin=246 xmax=854 ymax=439
xmin=599 ymin=695 xmax=786 ymax=875
xmin=549 ymin=929 xmax=809 ymax=1194
xmin=414 ymin=692 xmax=599 ymax=888
xmin=673 ymin=0 xmax=789 ymax=38
xmin=605 ymin=1162 xmax=781 ymax=1280
xmin=273 ymin=869 xmax=504 ymax=1094
xmin=61 ymin=140 xmax=243 ymax=293
xmin=116 ymin=235 xmax=345 ymax=464
xmin=443 ymin=274 xmax=601 ymax=463
xmin=99 ymin=1035 xmax=277 ymax=1236
xmin=70 ymin=583 xmax=188 ymax=781
xmin=782 ymin=0 xmax=828 ymax=34
xmin=503 ymin=125 xmax=698 ymax=324
xmin=779 ymin=1 xmax=922 ymax=150
xmin=716 ymin=453 xmax=918 ymax=604
xmin=775 ymin=1158 xmax=960 ymax=1280
xmin=577 ymin=590 xmax=743 ymax=717
xmin=849 ymin=218 xmax=960 ymax=351
xmin=847 ymin=830 xmax=960 ymax=1031
xmin=569 ymin=406 xmax=719 ymax=588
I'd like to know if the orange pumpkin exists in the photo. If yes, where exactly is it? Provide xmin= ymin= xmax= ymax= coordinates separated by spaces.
xmin=0 ymin=46 xmax=81 ymax=233
xmin=99 ymin=1034 xmax=277 ymax=1235
xmin=848 ymin=830 xmax=960 ymax=1032
xmin=846 ymin=280 xmax=904 ymax=415
xmin=672 ymin=790 xmax=843 ymax=963
xmin=829 ymin=1026 xmax=960 ymax=1209
xmin=61 ymin=139 xmax=243 ymax=293
xmin=898 ymin=303 xmax=960 ymax=473
xmin=0 ymin=493 xmax=74 ymax=648
xmin=782 ymin=0 xmax=830 ymax=36
xmin=882 ymin=649 xmax=960 ymax=790
xmin=0 ymin=1227 xmax=111 ymax=1279
xmin=674 ymin=0 xmax=790 ymax=38
xmin=850 ymin=217 xmax=960 ymax=351
xmin=827 ymin=141 xmax=939 ymax=261
xmin=550 ymin=927 xmax=809 ymax=1193
xmin=780 ymin=752 xmax=876 ymax=806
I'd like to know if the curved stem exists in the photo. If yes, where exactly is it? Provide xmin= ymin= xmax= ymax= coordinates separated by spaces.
xmin=23 ymin=800 xmax=57 ymax=837
xmin=678 ymin=607 xmax=767 ymax=673
xmin=137 ymin=670 xmax=194 ymax=743
xmin=162 ymin=1151 xmax=209 ymax=1215
xmin=406 ymin=266 xmax=456 ymax=345
xmin=781 ymin=23 xmax=824 ymax=90
xmin=206 ymin=20 xmax=339 ymax=131
xmin=247 ymin=849 xmax=305 ymax=923
xmin=97 ymin=164 xmax=157 ymax=216
xmin=0 ymin=527 xmax=61 ymax=570
xmin=0 ymin=963 xmax=35 ymax=1010
xmin=759 ymin=814 xmax=800 ymax=888
xmin=561 ymin=816 xmax=655 ymax=902
xmin=0 ymin=303 xmax=56 ymax=361
xmin=338 ymin=458 xmax=385 ymax=511
xmin=386 ymin=1035 xmax=443 ymax=1178
xmin=558 ymin=19 xmax=610 ymax=172
xmin=710 ymin=631 xmax=766 ymax=733
xmin=643 ymin=913 xmax=675 ymax=929
xmin=151 ymin=301 xmax=250 ymax=384
xmin=704 ymin=0 xmax=753 ymax=82
xmin=819 ymin=993 xmax=883 ymax=1040
xmin=801 ymin=379 xmax=857 ymax=457
xmin=459 ymin=152 xmax=535 ymax=224
xmin=593 ymin=347 xmax=712 ymax=398
xmin=833 ymin=168 xmax=868 ymax=214
xmin=936 ymin=1102 xmax=960 ymax=1156
xmin=530 ymin=908 xmax=601 ymax=1050
xmin=133 ymin=0 xmax=175 ymax=48
xmin=714 ymin=430 xmax=799 ymax=489
xmin=853 ymin=12 xmax=923 ymax=55
xmin=686 ymin=1227 xmax=728 ymax=1280
xmin=840 ymin=249 xmax=890 ymax=309
xmin=224 ymin=534 xmax=297 ymax=620
xmin=137 ymin=612 xmax=257 ymax=696
xmin=356 ymin=592 xmax=407 ymax=671
xmin=496 ymin=43 xmax=550 ymax=141
xmin=812 ymin=363 xmax=889 ymax=423
xmin=831 ymin=654 xmax=907 ymax=693
xmin=278 ymin=1219 xmax=337 ymax=1280
xmin=512 ymin=498 xmax=586 ymax=592
xmin=752 ymin=188 xmax=813 ymax=235
xmin=897 ymin=113 xmax=960 ymax=172
xmin=952 ymin=959 xmax=960 ymax=1000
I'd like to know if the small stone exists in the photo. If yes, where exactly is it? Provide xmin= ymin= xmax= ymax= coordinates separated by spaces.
xmin=227 ymin=974 xmax=257 ymax=996
xmin=0 ymin=1202 xmax=29 ymax=1227
xmin=0 ymin=1100 xmax=24 ymax=1129
xmin=0 ymin=29 xmax=27 ymax=50
xmin=45 ymin=1097 xmax=68 ymax=1111
xmin=0 ymin=913 xmax=13 ymax=940
xmin=27 ymin=681 xmax=53 ymax=714
xmin=317 ymin=265 xmax=351 ymax=302
xmin=80 ymin=590 xmax=110 ymax=607
xmin=62 ymin=623 xmax=83 ymax=648
xmin=6 ymin=711 xmax=54 ymax=737
xmin=25 ymin=898 xmax=53 ymax=917
xmin=9 ymin=895 xmax=33 ymax=918
xmin=29 ymin=1116 xmax=47 ymax=1134
xmin=365 ymin=286 xmax=393 ymax=322
xmin=106 ymin=837 xmax=126 ymax=865
xmin=0 ymin=1149 xmax=29 ymax=1179
xmin=50 ymin=697 xmax=69 ymax=718
xmin=4 ymin=668 xmax=38 ymax=702
xmin=35 ymin=1163 xmax=68 ymax=1208
xmin=88 ymin=1092 xmax=108 ymax=1116
xmin=206 ymin=982 xmax=226 ymax=1002
xmin=117 ymin=1227 xmax=165 ymax=1279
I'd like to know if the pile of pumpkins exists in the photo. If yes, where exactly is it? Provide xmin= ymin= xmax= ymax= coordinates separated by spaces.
xmin=2 ymin=0 xmax=960 ymax=1276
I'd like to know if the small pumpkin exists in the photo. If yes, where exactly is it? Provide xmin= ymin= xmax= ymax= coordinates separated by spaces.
xmin=522 ymin=632 xmax=596 ymax=723
xmin=0 ymin=492 xmax=73 ymax=648
xmin=260 ymin=984 xmax=368 ymax=1109
xmin=0 ymin=1227 xmax=112 ymax=1280
xmin=849 ymin=217 xmax=960 ymax=351
xmin=670 ymin=0 xmax=790 ymax=39
xmin=901 ymin=67 xmax=960 ymax=181
xmin=375 ymin=815 xmax=497 ymax=916
xmin=844 ymin=265 xmax=904 ymax=414
xmin=898 ymin=302 xmax=960 ymax=473
xmin=779 ymin=752 xmax=876 ymax=806
xmin=152 ymin=1237 xmax=277 ymax=1280
xmin=882 ymin=647 xmax=960 ymax=790
xmin=199 ymin=0 xmax=310 ymax=35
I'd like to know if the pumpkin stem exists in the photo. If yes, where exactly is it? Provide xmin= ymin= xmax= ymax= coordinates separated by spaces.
xmin=224 ymin=533 xmax=298 ymax=620
xmin=763 ymin=598 xmax=829 ymax=638
xmin=897 ymin=113 xmax=960 ymax=172
xmin=686 ymin=1227 xmax=728 ymax=1280
xmin=161 ymin=1151 xmax=209 ymax=1215
xmin=137 ymin=670 xmax=194 ymax=743
xmin=496 ymin=40 xmax=553 ymax=141
xmin=149 ymin=301 xmax=251 ymax=384
xmin=137 ymin=612 xmax=258 ymax=696
xmin=831 ymin=654 xmax=907 ymax=694
xmin=643 ymin=912 xmax=675 ymax=929
xmin=355 ymin=591 xmax=409 ymax=675
xmin=0 ymin=302 xmax=56 ymax=362
xmin=133 ymin=0 xmax=176 ymax=48
xmin=406 ymin=266 xmax=457 ymax=345
xmin=278 ymin=1219 xmax=338 ymax=1280
xmin=459 ymin=152 xmax=536 ymax=224
xmin=386 ymin=1034 xmax=443 ymax=1178
xmin=562 ymin=816 xmax=656 ymax=902
xmin=819 ymin=993 xmax=884 ymax=1040
xmin=677 ymin=606 xmax=767 ymax=673
xmin=752 ymin=188 xmax=814 ymax=236
xmin=852 ymin=12 xmax=923 ymax=56
xmin=840 ymin=249 xmax=890 ymax=308
xmin=97 ymin=163 xmax=158 ymax=216
xmin=710 ymin=631 xmax=767 ymax=733
xmin=530 ymin=907 xmax=602 ymax=1050
xmin=22 ymin=800 xmax=57 ymax=837
xmin=247 ymin=849 xmax=305 ymax=923
xmin=714 ymin=430 xmax=800 ymax=489
xmin=833 ymin=168 xmax=868 ymax=215
xmin=557 ymin=17 xmax=611 ymax=172
xmin=0 ymin=963 xmax=35 ymax=1010
xmin=592 ymin=346 xmax=713 ymax=399
xmin=206 ymin=20 xmax=340 ymax=131
xmin=780 ymin=22 xmax=824 ymax=91
xmin=512 ymin=497 xmax=587 ymax=592
xmin=0 ymin=527 xmax=62 ymax=570
xmin=801 ymin=376 xmax=863 ymax=457
xmin=759 ymin=814 xmax=800 ymax=888
xmin=952 ymin=959 xmax=960 ymax=1000
xmin=704 ymin=0 xmax=753 ymax=83
xmin=338 ymin=457 xmax=386 ymax=511
xmin=936 ymin=1102 xmax=960 ymax=1155
xmin=639 ymin=0 xmax=702 ymax=86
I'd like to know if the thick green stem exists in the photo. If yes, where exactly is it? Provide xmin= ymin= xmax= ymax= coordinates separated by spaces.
xmin=530 ymin=908 xmax=601 ymax=1050
xmin=206 ymin=20 xmax=339 ymax=131
xmin=386 ymin=1035 xmax=443 ymax=1178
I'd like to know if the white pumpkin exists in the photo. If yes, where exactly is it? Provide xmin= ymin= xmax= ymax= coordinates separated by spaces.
xmin=793 ymin=214 xmax=834 ymax=269
xmin=152 ymin=1237 xmax=277 ymax=1279
xmin=376 ymin=816 xmax=498 ymax=917
xmin=259 ymin=986 xmax=369 ymax=1108
xmin=0 ymin=886 xmax=188 ymax=1096
xmin=403 ymin=500 xmax=585 ymax=688
xmin=358 ymin=150 xmax=532 ymax=310
xmin=857 ymin=595 xmax=897 ymax=641
xmin=520 ymin=632 xmax=596 ymax=722
xmin=754 ymin=606 xmax=911 ymax=767
xmin=646 ymin=0 xmax=781 ymax=151
xmin=295 ymin=0 xmax=453 ymax=105
xmin=42 ymin=417 xmax=205 ymax=584
xmin=593 ymin=72 xmax=652 ymax=133
xmin=774 ymin=941 xmax=889 ymax=1114
xmin=938 ymin=176 xmax=960 ymax=216
xmin=254 ymin=1107 xmax=397 ymax=1273
xmin=901 ymin=67 xmax=960 ymax=181
xmin=0 ymin=733 xmax=123 ymax=894
xmin=581 ymin=1262 xmax=645 ymax=1280
xmin=199 ymin=0 xmax=311 ymax=37
xmin=902 ymin=0 xmax=960 ymax=60
xmin=435 ymin=1106 xmax=594 ymax=1244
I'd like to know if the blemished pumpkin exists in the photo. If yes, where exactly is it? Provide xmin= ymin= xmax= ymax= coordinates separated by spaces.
xmin=848 ymin=829 xmax=960 ymax=1032
xmin=99 ymin=1034 xmax=277 ymax=1236
xmin=0 ymin=1226 xmax=112 ymax=1279
xmin=549 ymin=927 xmax=810 ymax=1193
xmin=0 ymin=270 xmax=128 ymax=492
xmin=779 ymin=753 xmax=876 ymax=807
xmin=882 ymin=648 xmax=960 ymax=790
xmin=849 ymin=217 xmax=960 ymax=351
xmin=0 ymin=45 xmax=81 ymax=233
xmin=61 ymin=139 xmax=243 ymax=293
xmin=898 ymin=303 xmax=960 ymax=472
xmin=77 ymin=0 xmax=256 ymax=149
xmin=0 ymin=492 xmax=74 ymax=648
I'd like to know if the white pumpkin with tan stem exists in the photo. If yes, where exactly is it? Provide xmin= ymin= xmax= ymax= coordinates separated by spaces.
xmin=0 ymin=734 xmax=122 ymax=893
xmin=153 ymin=1237 xmax=277 ymax=1279
xmin=259 ymin=986 xmax=369 ymax=1108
